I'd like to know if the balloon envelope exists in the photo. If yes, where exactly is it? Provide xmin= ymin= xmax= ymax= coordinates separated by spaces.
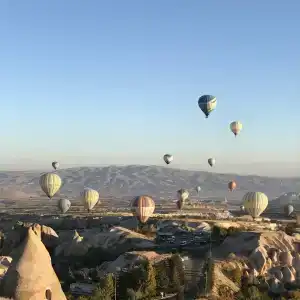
xmin=39 ymin=173 xmax=62 ymax=199
xmin=196 ymin=186 xmax=201 ymax=193
xmin=58 ymin=198 xmax=71 ymax=213
xmin=131 ymin=195 xmax=155 ymax=223
xmin=230 ymin=121 xmax=243 ymax=136
xmin=163 ymin=154 xmax=173 ymax=165
xmin=198 ymin=95 xmax=217 ymax=118
xmin=52 ymin=161 xmax=59 ymax=170
xmin=284 ymin=204 xmax=294 ymax=216
xmin=177 ymin=189 xmax=189 ymax=202
xmin=243 ymin=192 xmax=268 ymax=218
xmin=81 ymin=188 xmax=99 ymax=212
xmin=228 ymin=181 xmax=237 ymax=191
xmin=208 ymin=158 xmax=216 ymax=167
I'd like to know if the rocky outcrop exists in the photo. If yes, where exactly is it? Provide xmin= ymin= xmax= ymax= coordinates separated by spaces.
xmin=212 ymin=231 xmax=300 ymax=298
xmin=214 ymin=231 xmax=296 ymax=258
xmin=0 ymin=227 xmax=66 ymax=300
xmin=55 ymin=226 xmax=156 ymax=258
xmin=1 ymin=222 xmax=59 ymax=255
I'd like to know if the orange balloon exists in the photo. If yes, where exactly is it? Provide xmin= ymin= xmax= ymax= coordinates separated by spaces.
xmin=228 ymin=181 xmax=237 ymax=192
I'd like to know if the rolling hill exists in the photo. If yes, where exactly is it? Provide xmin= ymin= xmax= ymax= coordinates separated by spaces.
xmin=0 ymin=165 xmax=299 ymax=203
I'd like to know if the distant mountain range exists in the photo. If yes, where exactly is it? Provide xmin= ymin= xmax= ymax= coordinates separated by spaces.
xmin=0 ymin=165 xmax=299 ymax=203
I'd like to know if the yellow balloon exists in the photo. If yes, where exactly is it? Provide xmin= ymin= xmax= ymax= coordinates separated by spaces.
xmin=81 ymin=188 xmax=99 ymax=212
xmin=39 ymin=173 xmax=62 ymax=199
xmin=243 ymin=192 xmax=268 ymax=218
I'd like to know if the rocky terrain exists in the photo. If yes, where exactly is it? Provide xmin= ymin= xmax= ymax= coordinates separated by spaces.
xmin=210 ymin=230 xmax=300 ymax=299
xmin=0 ymin=220 xmax=185 ymax=299
xmin=0 ymin=165 xmax=299 ymax=203
xmin=1 ymin=212 xmax=300 ymax=299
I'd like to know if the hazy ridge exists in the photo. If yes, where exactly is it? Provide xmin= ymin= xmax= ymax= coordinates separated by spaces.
xmin=0 ymin=165 xmax=299 ymax=203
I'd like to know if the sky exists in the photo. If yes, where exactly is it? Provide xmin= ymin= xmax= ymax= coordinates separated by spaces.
xmin=0 ymin=0 xmax=299 ymax=176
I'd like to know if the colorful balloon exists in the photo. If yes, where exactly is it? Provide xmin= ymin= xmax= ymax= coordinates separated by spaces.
xmin=198 ymin=95 xmax=217 ymax=118
xmin=228 ymin=181 xmax=237 ymax=192
xmin=39 ymin=173 xmax=62 ymax=199
xmin=131 ymin=195 xmax=155 ymax=223
xmin=230 ymin=121 xmax=243 ymax=137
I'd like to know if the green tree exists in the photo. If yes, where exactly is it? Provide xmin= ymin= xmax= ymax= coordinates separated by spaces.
xmin=91 ymin=273 xmax=115 ymax=300
xmin=155 ymin=261 xmax=170 ymax=292
xmin=169 ymin=254 xmax=184 ymax=292
xmin=143 ymin=261 xmax=157 ymax=298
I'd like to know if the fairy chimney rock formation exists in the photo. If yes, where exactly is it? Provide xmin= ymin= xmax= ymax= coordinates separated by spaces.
xmin=0 ymin=227 xmax=66 ymax=300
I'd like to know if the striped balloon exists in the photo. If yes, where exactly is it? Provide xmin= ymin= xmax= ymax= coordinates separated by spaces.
xmin=131 ymin=195 xmax=155 ymax=223
xmin=81 ymin=188 xmax=99 ymax=212
xmin=39 ymin=172 xmax=62 ymax=199
xmin=243 ymin=192 xmax=268 ymax=218
xmin=230 ymin=121 xmax=243 ymax=137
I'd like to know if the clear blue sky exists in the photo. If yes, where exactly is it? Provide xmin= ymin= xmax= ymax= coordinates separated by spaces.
xmin=0 ymin=0 xmax=299 ymax=175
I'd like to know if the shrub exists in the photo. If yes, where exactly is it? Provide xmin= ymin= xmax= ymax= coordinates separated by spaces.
xmin=238 ymin=285 xmax=270 ymax=300
xmin=91 ymin=273 xmax=115 ymax=299
xmin=231 ymin=268 xmax=242 ymax=286
xmin=142 ymin=261 xmax=157 ymax=297
xmin=288 ymin=290 xmax=300 ymax=299
xmin=212 ymin=226 xmax=228 ymax=241
xmin=285 ymin=224 xmax=295 ymax=236
xmin=218 ymin=284 xmax=235 ymax=299
xmin=155 ymin=261 xmax=170 ymax=292
xmin=227 ymin=226 xmax=243 ymax=236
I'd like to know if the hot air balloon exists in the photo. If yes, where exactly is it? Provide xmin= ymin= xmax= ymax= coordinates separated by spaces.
xmin=240 ymin=205 xmax=245 ymax=211
xmin=198 ymin=95 xmax=217 ymax=118
xmin=58 ymin=198 xmax=71 ymax=213
xmin=208 ymin=158 xmax=216 ymax=167
xmin=176 ymin=200 xmax=184 ymax=210
xmin=196 ymin=186 xmax=201 ymax=194
xmin=131 ymin=195 xmax=155 ymax=223
xmin=52 ymin=161 xmax=59 ymax=170
xmin=81 ymin=188 xmax=99 ymax=212
xmin=230 ymin=121 xmax=243 ymax=137
xmin=177 ymin=189 xmax=189 ymax=202
xmin=243 ymin=192 xmax=268 ymax=218
xmin=163 ymin=154 xmax=173 ymax=165
xmin=284 ymin=204 xmax=294 ymax=216
xmin=39 ymin=173 xmax=62 ymax=199
xmin=228 ymin=181 xmax=237 ymax=192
